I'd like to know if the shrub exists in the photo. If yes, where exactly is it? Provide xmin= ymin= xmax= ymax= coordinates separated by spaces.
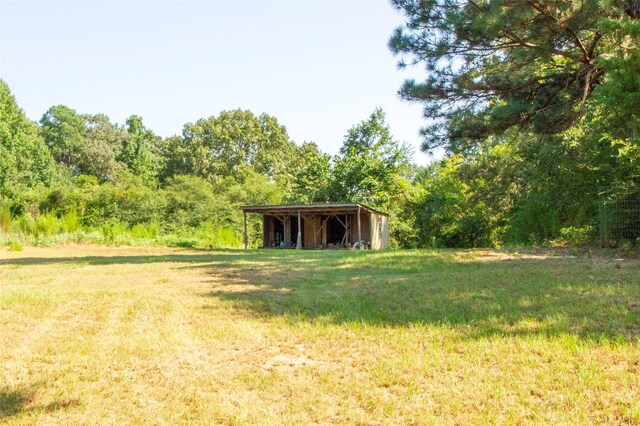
xmin=100 ymin=221 xmax=129 ymax=243
xmin=172 ymin=238 xmax=198 ymax=248
xmin=560 ymin=226 xmax=595 ymax=247
xmin=8 ymin=240 xmax=23 ymax=251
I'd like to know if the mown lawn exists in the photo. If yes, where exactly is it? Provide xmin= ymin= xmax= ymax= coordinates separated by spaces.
xmin=1 ymin=246 xmax=639 ymax=424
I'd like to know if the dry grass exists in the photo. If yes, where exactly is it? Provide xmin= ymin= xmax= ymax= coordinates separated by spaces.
xmin=1 ymin=246 xmax=639 ymax=424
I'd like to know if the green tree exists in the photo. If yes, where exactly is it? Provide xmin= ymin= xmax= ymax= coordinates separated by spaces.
xmin=389 ymin=0 xmax=640 ymax=152
xmin=41 ymin=106 xmax=128 ymax=180
xmin=286 ymin=142 xmax=332 ymax=203
xmin=162 ymin=110 xmax=298 ymax=182
xmin=119 ymin=115 xmax=162 ymax=180
xmin=40 ymin=105 xmax=86 ymax=168
xmin=163 ymin=175 xmax=219 ymax=228
xmin=0 ymin=80 xmax=55 ymax=192
xmin=330 ymin=108 xmax=412 ymax=207
xmin=329 ymin=109 xmax=416 ymax=247
xmin=414 ymin=151 xmax=513 ymax=247
xmin=79 ymin=114 xmax=126 ymax=181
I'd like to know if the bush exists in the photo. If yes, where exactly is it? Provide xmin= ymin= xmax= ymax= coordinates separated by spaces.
xmin=170 ymin=237 xmax=198 ymax=248
xmin=8 ymin=240 xmax=23 ymax=251
xmin=560 ymin=226 xmax=595 ymax=246
xmin=100 ymin=221 xmax=129 ymax=243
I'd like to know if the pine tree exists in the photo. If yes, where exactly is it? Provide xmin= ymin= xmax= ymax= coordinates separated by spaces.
xmin=389 ymin=0 xmax=640 ymax=152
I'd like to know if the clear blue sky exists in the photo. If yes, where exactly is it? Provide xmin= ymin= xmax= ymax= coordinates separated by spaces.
xmin=0 ymin=0 xmax=435 ymax=165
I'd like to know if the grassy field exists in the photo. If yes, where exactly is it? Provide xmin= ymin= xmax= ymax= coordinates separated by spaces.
xmin=1 ymin=246 xmax=639 ymax=425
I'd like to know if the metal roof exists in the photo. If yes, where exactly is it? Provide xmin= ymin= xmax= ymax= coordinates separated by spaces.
xmin=240 ymin=202 xmax=388 ymax=216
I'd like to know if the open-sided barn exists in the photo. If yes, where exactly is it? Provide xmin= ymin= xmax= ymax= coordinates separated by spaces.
xmin=240 ymin=203 xmax=389 ymax=250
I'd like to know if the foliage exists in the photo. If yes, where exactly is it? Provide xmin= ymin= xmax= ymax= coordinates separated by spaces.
xmin=0 ymin=202 xmax=11 ymax=233
xmin=161 ymin=109 xmax=298 ymax=183
xmin=385 ymin=1 xmax=640 ymax=247
xmin=7 ymin=65 xmax=636 ymax=250
xmin=414 ymin=156 xmax=500 ymax=247
xmin=286 ymin=142 xmax=332 ymax=204
xmin=80 ymin=114 xmax=127 ymax=181
xmin=7 ymin=240 xmax=23 ymax=251
xmin=0 ymin=80 xmax=56 ymax=191
xmin=39 ymin=105 xmax=87 ymax=168
xmin=559 ymin=225 xmax=595 ymax=246
xmin=329 ymin=108 xmax=412 ymax=207
xmin=119 ymin=115 xmax=163 ymax=180
xmin=389 ymin=0 xmax=640 ymax=152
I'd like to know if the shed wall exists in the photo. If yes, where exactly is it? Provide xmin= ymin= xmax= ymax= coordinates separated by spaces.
xmin=368 ymin=213 xmax=389 ymax=249
xmin=303 ymin=216 xmax=315 ymax=248
xmin=259 ymin=210 xmax=386 ymax=249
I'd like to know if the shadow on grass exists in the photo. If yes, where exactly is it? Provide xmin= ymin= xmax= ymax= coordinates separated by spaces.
xmin=196 ymin=250 xmax=640 ymax=342
xmin=0 ymin=248 xmax=322 ymax=268
xmin=1 ymin=249 xmax=639 ymax=341
xmin=0 ymin=386 xmax=79 ymax=419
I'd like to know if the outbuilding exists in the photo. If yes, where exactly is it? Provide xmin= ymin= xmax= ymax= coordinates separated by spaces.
xmin=240 ymin=203 xmax=389 ymax=250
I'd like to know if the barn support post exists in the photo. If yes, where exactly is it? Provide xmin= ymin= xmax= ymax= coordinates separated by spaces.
xmin=243 ymin=211 xmax=248 ymax=249
xmin=297 ymin=211 xmax=302 ymax=249
xmin=313 ymin=216 xmax=317 ymax=248
xmin=357 ymin=206 xmax=361 ymax=243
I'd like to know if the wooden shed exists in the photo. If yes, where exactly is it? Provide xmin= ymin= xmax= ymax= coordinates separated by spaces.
xmin=240 ymin=203 xmax=389 ymax=250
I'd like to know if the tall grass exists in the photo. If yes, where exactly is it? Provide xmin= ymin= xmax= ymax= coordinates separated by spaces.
xmin=62 ymin=208 xmax=80 ymax=233
xmin=1 ymin=209 xmax=245 ymax=249
xmin=129 ymin=221 xmax=160 ymax=239
xmin=17 ymin=214 xmax=35 ymax=235
xmin=34 ymin=212 xmax=59 ymax=236
xmin=214 ymin=226 xmax=242 ymax=247
xmin=189 ymin=224 xmax=243 ymax=248
xmin=0 ymin=204 xmax=11 ymax=233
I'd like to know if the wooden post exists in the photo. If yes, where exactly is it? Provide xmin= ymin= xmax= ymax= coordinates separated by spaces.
xmin=313 ymin=216 xmax=317 ymax=248
xmin=297 ymin=211 xmax=302 ymax=250
xmin=284 ymin=216 xmax=290 ymax=246
xmin=357 ymin=206 xmax=361 ymax=243
xmin=243 ymin=211 xmax=248 ymax=249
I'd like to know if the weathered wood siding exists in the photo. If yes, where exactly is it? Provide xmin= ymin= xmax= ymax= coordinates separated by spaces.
xmin=260 ymin=211 xmax=387 ymax=249
xmin=369 ymin=212 xmax=389 ymax=249
xmin=262 ymin=216 xmax=274 ymax=248
xmin=303 ymin=216 xmax=317 ymax=248
xmin=357 ymin=213 xmax=371 ymax=243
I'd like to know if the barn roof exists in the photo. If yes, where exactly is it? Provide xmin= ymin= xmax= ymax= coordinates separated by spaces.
xmin=240 ymin=202 xmax=388 ymax=217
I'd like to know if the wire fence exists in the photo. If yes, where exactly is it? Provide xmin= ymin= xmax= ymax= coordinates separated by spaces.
xmin=599 ymin=188 xmax=640 ymax=247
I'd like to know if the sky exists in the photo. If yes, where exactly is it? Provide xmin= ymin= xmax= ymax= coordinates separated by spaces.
xmin=0 ymin=0 xmax=435 ymax=165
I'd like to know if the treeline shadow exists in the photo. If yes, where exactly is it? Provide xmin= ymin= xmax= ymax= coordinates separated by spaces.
xmin=0 ymin=386 xmax=79 ymax=419
xmin=2 ymin=248 xmax=638 ymax=341
xmin=0 ymin=248 xmax=316 ymax=268
xmin=197 ymin=250 xmax=640 ymax=342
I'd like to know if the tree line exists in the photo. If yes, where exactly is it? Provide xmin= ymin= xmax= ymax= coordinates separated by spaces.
xmin=2 ymin=0 xmax=640 ymax=248
xmin=389 ymin=0 xmax=640 ymax=247
xmin=0 ymin=81 xmax=416 ymax=247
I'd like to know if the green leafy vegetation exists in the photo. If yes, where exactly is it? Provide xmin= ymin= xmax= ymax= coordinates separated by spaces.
xmin=388 ymin=1 xmax=640 ymax=247
xmin=2 ymin=1 xmax=640 ymax=249
xmin=0 ymin=82 xmax=419 ymax=248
